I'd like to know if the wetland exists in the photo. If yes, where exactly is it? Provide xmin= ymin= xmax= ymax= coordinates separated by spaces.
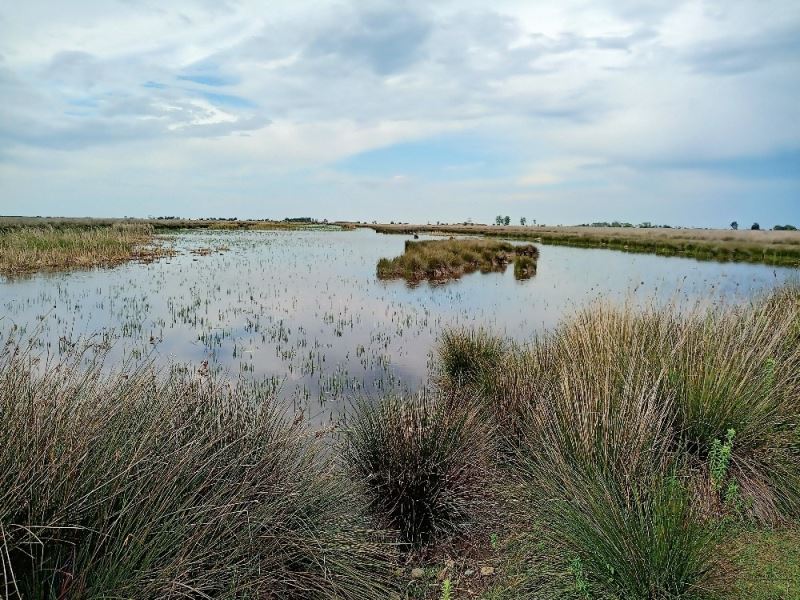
xmin=2 ymin=223 xmax=799 ymax=599
xmin=1 ymin=226 xmax=794 ymax=419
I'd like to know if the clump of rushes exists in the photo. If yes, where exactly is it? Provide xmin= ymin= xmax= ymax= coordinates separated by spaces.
xmin=0 ymin=344 xmax=396 ymax=599
xmin=437 ymin=327 xmax=506 ymax=391
xmin=342 ymin=394 xmax=493 ymax=548
xmin=455 ymin=286 xmax=800 ymax=524
xmin=0 ymin=224 xmax=173 ymax=275
xmin=513 ymin=254 xmax=536 ymax=279
xmin=666 ymin=288 xmax=800 ymax=521
xmin=437 ymin=330 xmax=559 ymax=452
xmin=513 ymin=311 xmax=720 ymax=598
xmin=376 ymin=238 xmax=539 ymax=283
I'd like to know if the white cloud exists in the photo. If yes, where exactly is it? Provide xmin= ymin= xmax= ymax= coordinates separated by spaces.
xmin=0 ymin=0 xmax=798 ymax=225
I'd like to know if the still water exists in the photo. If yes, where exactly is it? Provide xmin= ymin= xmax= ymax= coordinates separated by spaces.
xmin=1 ymin=228 xmax=795 ymax=419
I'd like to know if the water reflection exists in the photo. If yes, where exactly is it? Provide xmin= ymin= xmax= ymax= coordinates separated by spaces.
xmin=0 ymin=228 xmax=795 ymax=420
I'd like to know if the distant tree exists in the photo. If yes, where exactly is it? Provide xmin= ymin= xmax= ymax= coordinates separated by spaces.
xmin=730 ymin=221 xmax=738 ymax=230
xmin=503 ymin=215 xmax=511 ymax=226
xmin=520 ymin=217 xmax=527 ymax=226
xmin=774 ymin=224 xmax=797 ymax=231
xmin=751 ymin=222 xmax=760 ymax=230
xmin=495 ymin=215 xmax=504 ymax=226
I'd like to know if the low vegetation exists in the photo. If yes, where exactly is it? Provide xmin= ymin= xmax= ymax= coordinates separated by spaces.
xmin=2 ymin=284 xmax=797 ymax=598
xmin=434 ymin=284 xmax=799 ymax=598
xmin=0 ymin=344 xmax=396 ymax=599
xmin=369 ymin=223 xmax=800 ymax=267
xmin=377 ymin=238 xmax=539 ymax=283
xmin=342 ymin=394 xmax=493 ymax=548
xmin=0 ymin=224 xmax=172 ymax=275
xmin=0 ymin=216 xmax=349 ymax=233
xmin=728 ymin=528 xmax=800 ymax=599
xmin=0 ymin=217 xmax=350 ymax=275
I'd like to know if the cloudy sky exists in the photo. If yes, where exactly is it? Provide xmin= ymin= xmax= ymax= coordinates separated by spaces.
xmin=0 ymin=1 xmax=798 ymax=226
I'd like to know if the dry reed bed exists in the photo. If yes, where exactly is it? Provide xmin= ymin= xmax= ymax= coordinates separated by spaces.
xmin=0 ymin=216 xmax=350 ymax=232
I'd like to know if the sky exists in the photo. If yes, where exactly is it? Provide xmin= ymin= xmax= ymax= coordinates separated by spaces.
xmin=0 ymin=0 xmax=798 ymax=227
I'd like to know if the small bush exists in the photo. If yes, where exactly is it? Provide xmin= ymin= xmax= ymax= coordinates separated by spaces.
xmin=342 ymin=394 xmax=493 ymax=548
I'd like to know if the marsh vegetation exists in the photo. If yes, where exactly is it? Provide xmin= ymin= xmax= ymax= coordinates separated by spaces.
xmin=1 ymin=285 xmax=797 ymax=598
xmin=0 ymin=224 xmax=172 ymax=275
xmin=0 ymin=218 xmax=348 ymax=275
xmin=376 ymin=238 xmax=539 ymax=282
xmin=0 ymin=345 xmax=396 ymax=599
xmin=369 ymin=223 xmax=800 ymax=267
xmin=1 ymin=229 xmax=795 ymax=409
xmin=1 ymin=226 xmax=798 ymax=597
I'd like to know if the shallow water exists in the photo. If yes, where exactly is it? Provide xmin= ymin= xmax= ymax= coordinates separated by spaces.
xmin=1 ymin=228 xmax=795 ymax=421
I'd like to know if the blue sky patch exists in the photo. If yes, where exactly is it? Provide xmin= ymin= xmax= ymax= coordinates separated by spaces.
xmin=178 ymin=73 xmax=239 ymax=87
xmin=335 ymin=133 xmax=514 ymax=181
xmin=199 ymin=91 xmax=256 ymax=109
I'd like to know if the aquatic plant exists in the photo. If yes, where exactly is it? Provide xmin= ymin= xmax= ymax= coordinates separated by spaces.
xmin=513 ymin=254 xmax=536 ymax=279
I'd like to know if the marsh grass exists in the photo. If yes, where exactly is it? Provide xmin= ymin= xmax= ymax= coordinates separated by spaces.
xmin=0 ymin=224 xmax=173 ymax=275
xmin=376 ymin=239 xmax=539 ymax=283
xmin=438 ymin=328 xmax=506 ymax=389
xmin=0 ymin=343 xmax=397 ymax=599
xmin=341 ymin=394 xmax=494 ymax=549
xmin=727 ymin=527 xmax=800 ymax=599
xmin=440 ymin=285 xmax=799 ymax=598
xmin=370 ymin=224 xmax=800 ymax=267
